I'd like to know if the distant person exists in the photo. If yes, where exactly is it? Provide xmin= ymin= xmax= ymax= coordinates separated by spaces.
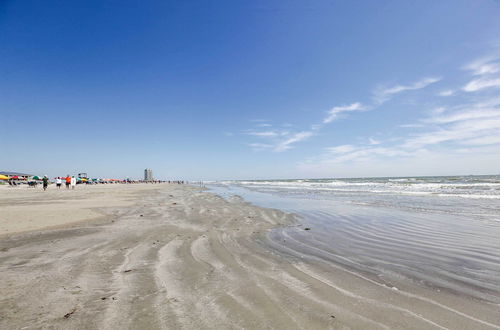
xmin=65 ymin=175 xmax=71 ymax=189
xmin=42 ymin=175 xmax=49 ymax=191
xmin=56 ymin=177 xmax=62 ymax=189
xmin=70 ymin=176 xmax=76 ymax=189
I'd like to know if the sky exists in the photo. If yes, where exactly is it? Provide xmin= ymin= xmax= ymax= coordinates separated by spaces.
xmin=1 ymin=0 xmax=500 ymax=180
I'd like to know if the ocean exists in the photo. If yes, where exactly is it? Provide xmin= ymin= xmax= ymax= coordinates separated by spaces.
xmin=207 ymin=175 xmax=500 ymax=304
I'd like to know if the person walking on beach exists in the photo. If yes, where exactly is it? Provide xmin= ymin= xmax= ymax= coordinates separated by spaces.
xmin=56 ymin=177 xmax=62 ymax=189
xmin=42 ymin=175 xmax=49 ymax=191
xmin=65 ymin=175 xmax=71 ymax=189
xmin=70 ymin=176 xmax=76 ymax=190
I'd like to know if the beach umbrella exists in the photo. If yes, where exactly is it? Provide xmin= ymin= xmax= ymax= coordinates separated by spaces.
xmin=32 ymin=176 xmax=40 ymax=180
xmin=0 ymin=175 xmax=9 ymax=180
xmin=12 ymin=176 xmax=19 ymax=179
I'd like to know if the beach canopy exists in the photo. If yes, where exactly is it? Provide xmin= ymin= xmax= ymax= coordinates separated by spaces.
xmin=0 ymin=174 xmax=9 ymax=180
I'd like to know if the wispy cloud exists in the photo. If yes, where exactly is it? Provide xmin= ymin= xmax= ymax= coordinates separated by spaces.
xmin=438 ymin=89 xmax=454 ymax=96
xmin=243 ymin=75 xmax=442 ymax=153
xmin=404 ymin=118 xmax=500 ymax=148
xmin=326 ymin=145 xmax=356 ymax=154
xmin=463 ymin=77 xmax=500 ymax=92
xmin=323 ymin=102 xmax=365 ymax=124
xmin=248 ymin=143 xmax=274 ymax=151
xmin=274 ymin=131 xmax=314 ymax=152
xmin=373 ymin=77 xmax=441 ymax=104
xmin=463 ymin=55 xmax=500 ymax=76
xmin=318 ymin=145 xmax=417 ymax=164
xmin=402 ymin=96 xmax=500 ymax=148
xmin=462 ymin=55 xmax=500 ymax=92
xmin=399 ymin=123 xmax=425 ymax=128
xmin=243 ymin=120 xmax=314 ymax=152
xmin=294 ymin=54 xmax=500 ymax=176
xmin=245 ymin=130 xmax=281 ymax=137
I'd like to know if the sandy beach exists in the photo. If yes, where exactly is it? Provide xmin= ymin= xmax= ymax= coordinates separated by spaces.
xmin=1 ymin=184 xmax=499 ymax=329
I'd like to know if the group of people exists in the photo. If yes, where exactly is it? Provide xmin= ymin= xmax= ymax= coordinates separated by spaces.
xmin=9 ymin=176 xmax=185 ymax=191
xmin=54 ymin=176 xmax=77 ymax=190
xmin=37 ymin=176 xmax=76 ymax=191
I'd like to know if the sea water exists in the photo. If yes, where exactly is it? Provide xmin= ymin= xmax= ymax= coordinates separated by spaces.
xmin=207 ymin=175 xmax=500 ymax=303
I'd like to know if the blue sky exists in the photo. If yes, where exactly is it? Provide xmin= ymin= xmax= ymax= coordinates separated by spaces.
xmin=2 ymin=0 xmax=500 ymax=180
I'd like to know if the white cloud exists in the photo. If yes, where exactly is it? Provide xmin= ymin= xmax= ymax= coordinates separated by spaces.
xmin=323 ymin=102 xmax=365 ymax=124
xmin=246 ymin=131 xmax=280 ymax=137
xmin=243 ymin=75 xmax=443 ymax=153
xmin=248 ymin=143 xmax=273 ymax=151
xmin=294 ymin=55 xmax=500 ymax=175
xmin=462 ymin=135 xmax=500 ymax=146
xmin=316 ymin=145 xmax=417 ymax=164
xmin=427 ymin=109 xmax=500 ymax=124
xmin=373 ymin=77 xmax=441 ymax=104
xmin=274 ymin=131 xmax=314 ymax=152
xmin=462 ymin=55 xmax=500 ymax=92
xmin=399 ymin=123 xmax=425 ymax=128
xmin=438 ymin=90 xmax=454 ymax=96
xmin=463 ymin=55 xmax=500 ymax=76
xmin=326 ymin=145 xmax=356 ymax=154
xmin=297 ymin=148 xmax=500 ymax=178
xmin=463 ymin=77 xmax=500 ymax=92
xmin=403 ymin=118 xmax=500 ymax=148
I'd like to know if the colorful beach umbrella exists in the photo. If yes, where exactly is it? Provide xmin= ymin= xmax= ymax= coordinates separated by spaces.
xmin=12 ymin=176 xmax=19 ymax=179
xmin=0 ymin=175 xmax=9 ymax=180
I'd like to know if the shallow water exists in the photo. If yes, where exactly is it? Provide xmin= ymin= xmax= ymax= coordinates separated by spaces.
xmin=207 ymin=175 xmax=500 ymax=304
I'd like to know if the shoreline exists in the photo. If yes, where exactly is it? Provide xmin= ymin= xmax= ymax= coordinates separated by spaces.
xmin=1 ymin=184 xmax=499 ymax=329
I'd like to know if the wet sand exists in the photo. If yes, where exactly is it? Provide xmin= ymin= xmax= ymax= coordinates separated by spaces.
xmin=0 ymin=184 xmax=499 ymax=329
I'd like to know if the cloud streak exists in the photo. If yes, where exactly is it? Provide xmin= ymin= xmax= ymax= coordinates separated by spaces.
xmin=244 ymin=75 xmax=443 ymax=153
xmin=373 ymin=77 xmax=441 ymax=104
xmin=322 ymin=102 xmax=365 ymax=124
xmin=463 ymin=77 xmax=500 ymax=92
xmin=463 ymin=55 xmax=500 ymax=76
xmin=274 ymin=131 xmax=314 ymax=152
xmin=462 ymin=55 xmax=500 ymax=92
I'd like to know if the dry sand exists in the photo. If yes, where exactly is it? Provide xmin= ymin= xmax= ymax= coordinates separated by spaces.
xmin=0 ymin=184 xmax=499 ymax=329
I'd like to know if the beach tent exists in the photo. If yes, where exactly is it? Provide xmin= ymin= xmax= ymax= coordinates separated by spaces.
xmin=0 ymin=175 xmax=9 ymax=180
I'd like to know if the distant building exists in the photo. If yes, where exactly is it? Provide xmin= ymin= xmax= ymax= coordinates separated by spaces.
xmin=0 ymin=171 xmax=33 ymax=179
xmin=144 ymin=168 xmax=153 ymax=181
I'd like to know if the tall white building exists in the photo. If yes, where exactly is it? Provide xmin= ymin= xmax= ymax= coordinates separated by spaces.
xmin=144 ymin=168 xmax=153 ymax=181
